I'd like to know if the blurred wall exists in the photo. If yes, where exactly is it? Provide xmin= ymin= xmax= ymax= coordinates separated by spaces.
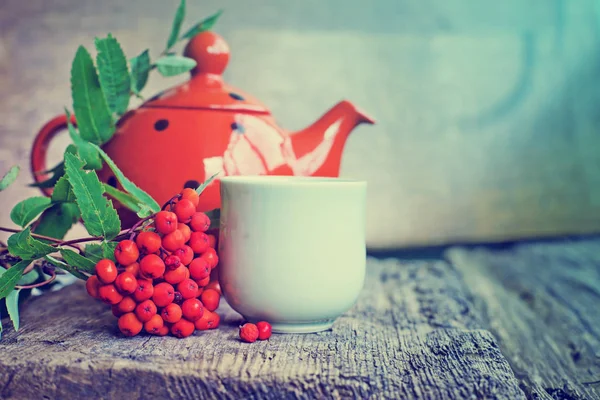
xmin=1 ymin=0 xmax=600 ymax=249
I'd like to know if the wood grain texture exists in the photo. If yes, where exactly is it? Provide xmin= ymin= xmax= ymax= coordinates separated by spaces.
xmin=0 ymin=258 xmax=525 ymax=399
xmin=446 ymin=240 xmax=600 ymax=400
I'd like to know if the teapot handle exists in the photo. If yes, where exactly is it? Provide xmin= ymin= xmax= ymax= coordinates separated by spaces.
xmin=30 ymin=113 xmax=76 ymax=196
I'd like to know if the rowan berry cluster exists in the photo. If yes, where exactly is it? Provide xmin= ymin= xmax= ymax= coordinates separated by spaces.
xmin=85 ymin=188 xmax=223 ymax=338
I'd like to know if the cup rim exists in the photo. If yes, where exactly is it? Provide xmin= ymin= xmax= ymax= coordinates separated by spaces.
xmin=219 ymin=175 xmax=366 ymax=186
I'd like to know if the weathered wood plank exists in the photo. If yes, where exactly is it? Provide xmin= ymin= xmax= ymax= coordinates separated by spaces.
xmin=446 ymin=240 xmax=600 ymax=400
xmin=0 ymin=258 xmax=525 ymax=399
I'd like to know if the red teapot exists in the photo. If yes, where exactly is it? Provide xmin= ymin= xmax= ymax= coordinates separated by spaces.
xmin=31 ymin=31 xmax=375 ymax=225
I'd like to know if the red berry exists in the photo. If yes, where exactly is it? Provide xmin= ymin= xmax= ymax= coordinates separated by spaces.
xmin=189 ymin=232 xmax=210 ymax=254
xmin=153 ymin=282 xmax=175 ymax=307
xmin=201 ymin=248 xmax=219 ymax=269
xmin=139 ymin=254 xmax=165 ymax=279
xmin=239 ymin=323 xmax=259 ymax=343
xmin=195 ymin=276 xmax=210 ymax=287
xmin=164 ymin=255 xmax=181 ymax=270
xmin=161 ymin=303 xmax=182 ymax=323
xmin=162 ymin=230 xmax=185 ymax=252
xmin=201 ymin=288 xmax=220 ymax=311
xmin=196 ymin=287 xmax=204 ymax=297
xmin=135 ymin=231 xmax=162 ymax=254
xmin=98 ymin=284 xmax=123 ymax=305
xmin=173 ymin=245 xmax=194 ymax=265
xmin=85 ymin=275 xmax=101 ymax=299
xmin=135 ymin=299 xmax=157 ymax=322
xmin=144 ymin=314 xmax=164 ymax=335
xmin=207 ymin=234 xmax=216 ymax=248
xmin=164 ymin=265 xmax=187 ymax=285
xmin=155 ymin=325 xmax=170 ymax=336
xmin=189 ymin=257 xmax=210 ymax=280
xmin=183 ymin=267 xmax=190 ymax=280
xmin=115 ymin=272 xmax=137 ymax=294
xmin=177 ymin=279 xmax=199 ymax=299
xmin=194 ymin=310 xmax=220 ymax=330
xmin=133 ymin=278 xmax=154 ymax=302
xmin=171 ymin=318 xmax=195 ymax=338
xmin=190 ymin=212 xmax=211 ymax=232
xmin=112 ymin=305 xmax=124 ymax=317
xmin=114 ymin=240 xmax=140 ymax=266
xmin=117 ymin=296 xmax=137 ymax=313
xmin=181 ymin=298 xmax=204 ymax=321
xmin=173 ymin=291 xmax=184 ymax=305
xmin=124 ymin=262 xmax=140 ymax=277
xmin=177 ymin=223 xmax=191 ymax=243
xmin=155 ymin=211 xmax=178 ymax=234
xmin=118 ymin=313 xmax=143 ymax=337
xmin=180 ymin=188 xmax=200 ymax=208
xmin=95 ymin=259 xmax=117 ymax=284
xmin=174 ymin=199 xmax=196 ymax=223
xmin=205 ymin=280 xmax=222 ymax=295
xmin=256 ymin=321 xmax=272 ymax=340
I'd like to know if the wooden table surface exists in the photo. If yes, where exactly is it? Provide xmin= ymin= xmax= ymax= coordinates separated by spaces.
xmin=1 ymin=239 xmax=599 ymax=399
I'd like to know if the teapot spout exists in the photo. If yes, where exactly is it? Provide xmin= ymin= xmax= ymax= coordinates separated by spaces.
xmin=287 ymin=100 xmax=375 ymax=177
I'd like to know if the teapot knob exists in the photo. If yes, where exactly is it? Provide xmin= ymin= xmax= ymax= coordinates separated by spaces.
xmin=183 ymin=31 xmax=230 ymax=76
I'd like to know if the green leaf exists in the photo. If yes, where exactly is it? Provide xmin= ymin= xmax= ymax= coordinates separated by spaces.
xmin=59 ymin=249 xmax=96 ymax=274
xmin=7 ymin=228 xmax=55 ymax=260
xmin=196 ymin=172 xmax=219 ymax=195
xmin=154 ymin=55 xmax=196 ymax=77
xmin=101 ymin=241 xmax=118 ymax=261
xmin=44 ymin=255 xmax=88 ymax=281
xmin=83 ymin=241 xmax=117 ymax=264
xmin=0 ymin=166 xmax=20 ymax=191
xmin=65 ymin=109 xmax=103 ymax=170
xmin=33 ymin=203 xmax=80 ymax=240
xmin=136 ymin=203 xmax=154 ymax=218
xmin=95 ymin=34 xmax=131 ymax=115
xmin=92 ymin=144 xmax=160 ymax=212
xmin=167 ymin=0 xmax=186 ymax=50
xmin=6 ymin=289 xmax=20 ymax=331
xmin=64 ymin=153 xmax=121 ymax=240
xmin=102 ymin=183 xmax=141 ymax=213
xmin=130 ymin=49 xmax=151 ymax=94
xmin=10 ymin=197 xmax=53 ymax=228
xmin=70 ymin=45 xmax=115 ymax=145
xmin=51 ymin=177 xmax=76 ymax=203
xmin=0 ymin=260 xmax=29 ymax=300
xmin=18 ymin=269 xmax=39 ymax=286
xmin=181 ymin=9 xmax=223 ymax=40
xmin=206 ymin=208 xmax=220 ymax=230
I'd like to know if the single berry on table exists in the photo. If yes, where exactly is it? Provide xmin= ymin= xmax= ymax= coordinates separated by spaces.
xmin=201 ymin=288 xmax=220 ymax=312
xmin=256 ymin=321 xmax=273 ymax=340
xmin=177 ymin=279 xmax=199 ymax=299
xmin=161 ymin=303 xmax=183 ymax=323
xmin=135 ymin=231 xmax=162 ymax=254
xmin=139 ymin=254 xmax=166 ymax=279
xmin=189 ymin=232 xmax=210 ymax=254
xmin=98 ymin=284 xmax=124 ymax=305
xmin=144 ymin=314 xmax=164 ymax=335
xmin=171 ymin=318 xmax=195 ymax=338
xmin=115 ymin=271 xmax=137 ymax=294
xmin=190 ymin=212 xmax=210 ymax=232
xmin=239 ymin=323 xmax=259 ymax=343
xmin=155 ymin=211 xmax=178 ymax=234
xmin=181 ymin=298 xmax=204 ymax=321
xmin=135 ymin=299 xmax=158 ymax=322
xmin=153 ymin=282 xmax=175 ymax=307
xmin=95 ymin=259 xmax=118 ymax=284
xmin=133 ymin=278 xmax=154 ymax=302
xmin=114 ymin=240 xmax=140 ymax=266
xmin=162 ymin=229 xmax=186 ymax=252
xmin=174 ymin=199 xmax=196 ymax=223
xmin=118 ymin=313 xmax=143 ymax=337
xmin=189 ymin=257 xmax=210 ymax=280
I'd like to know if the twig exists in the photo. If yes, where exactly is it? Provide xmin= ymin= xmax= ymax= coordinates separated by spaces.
xmin=15 ymin=270 xmax=56 ymax=290
xmin=161 ymin=194 xmax=181 ymax=211
xmin=0 ymin=227 xmax=82 ymax=251
xmin=128 ymin=215 xmax=154 ymax=240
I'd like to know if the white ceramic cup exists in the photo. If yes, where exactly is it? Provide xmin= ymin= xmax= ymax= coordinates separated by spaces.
xmin=218 ymin=176 xmax=367 ymax=333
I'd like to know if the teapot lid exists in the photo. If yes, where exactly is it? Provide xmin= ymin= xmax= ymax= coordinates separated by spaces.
xmin=142 ymin=32 xmax=270 ymax=114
